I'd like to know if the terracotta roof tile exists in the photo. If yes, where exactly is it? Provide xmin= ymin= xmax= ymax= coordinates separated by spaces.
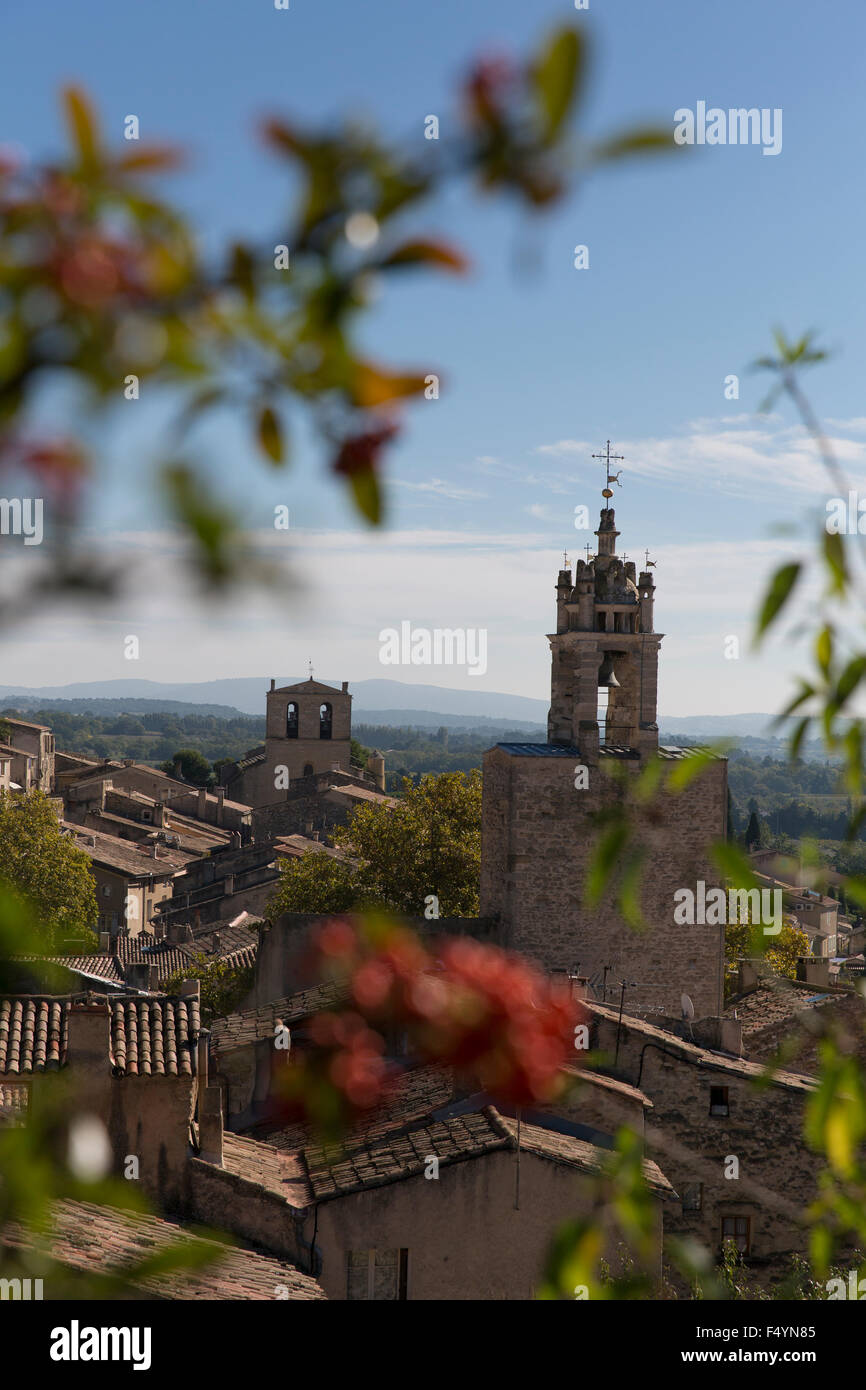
xmin=210 ymin=982 xmax=347 ymax=1054
xmin=0 ymin=998 xmax=66 ymax=1073
xmin=110 ymin=996 xmax=200 ymax=1077
xmin=3 ymin=1199 xmax=325 ymax=1299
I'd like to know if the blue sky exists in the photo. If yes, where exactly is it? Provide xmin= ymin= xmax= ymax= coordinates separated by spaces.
xmin=1 ymin=0 xmax=864 ymax=715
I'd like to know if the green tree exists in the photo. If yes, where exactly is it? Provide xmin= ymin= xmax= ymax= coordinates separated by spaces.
xmin=350 ymin=737 xmax=370 ymax=767
xmin=337 ymin=770 xmax=481 ymax=917
xmin=160 ymin=748 xmax=213 ymax=786
xmin=725 ymin=914 xmax=810 ymax=982
xmin=744 ymin=809 xmax=763 ymax=850
xmin=162 ymin=953 xmax=254 ymax=1026
xmin=0 ymin=791 xmax=98 ymax=950
xmin=267 ymin=851 xmax=360 ymax=918
xmin=267 ymin=770 xmax=482 ymax=919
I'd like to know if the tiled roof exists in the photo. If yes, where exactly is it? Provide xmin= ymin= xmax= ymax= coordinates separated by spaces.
xmin=271 ymin=834 xmax=350 ymax=860
xmin=12 ymin=954 xmax=125 ymax=984
xmin=109 ymin=996 xmax=200 ymax=1076
xmin=302 ymin=1104 xmax=674 ymax=1202
xmin=111 ymin=931 xmax=156 ymax=962
xmin=324 ymin=784 xmax=395 ymax=804
xmin=62 ymin=824 xmax=190 ymax=876
xmin=0 ymin=998 xmax=66 ymax=1073
xmin=190 ymin=918 xmax=261 ymax=955
xmin=725 ymin=978 xmax=848 ymax=1038
xmin=256 ymin=1064 xmax=455 ymax=1155
xmin=587 ymin=1001 xmax=817 ymax=1093
xmin=2 ymin=1199 xmax=325 ymax=1299
xmin=209 ymin=981 xmax=348 ymax=1054
xmin=221 ymin=1133 xmax=313 ymax=1209
xmin=0 ymin=994 xmax=201 ymax=1077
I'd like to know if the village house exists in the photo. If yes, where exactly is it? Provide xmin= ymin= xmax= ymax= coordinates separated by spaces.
xmin=0 ymin=715 xmax=55 ymax=792
xmin=60 ymin=822 xmax=191 ymax=937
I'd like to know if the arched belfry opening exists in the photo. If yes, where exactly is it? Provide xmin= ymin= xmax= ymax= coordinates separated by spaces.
xmin=286 ymin=702 xmax=299 ymax=738
xmin=319 ymin=702 xmax=332 ymax=739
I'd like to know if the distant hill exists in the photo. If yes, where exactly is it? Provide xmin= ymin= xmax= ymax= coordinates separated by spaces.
xmin=0 ymin=677 xmax=551 ymax=723
xmin=0 ymin=695 xmax=250 ymax=719
xmin=0 ymin=677 xmax=797 ymax=736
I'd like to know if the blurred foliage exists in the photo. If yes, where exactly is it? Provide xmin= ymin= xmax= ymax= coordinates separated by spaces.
xmin=0 ymin=24 xmax=677 ymax=618
xmin=549 ymin=335 xmax=866 ymax=1299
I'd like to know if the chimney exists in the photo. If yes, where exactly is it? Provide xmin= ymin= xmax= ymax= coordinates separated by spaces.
xmin=270 ymin=679 xmax=275 ymax=691
xmin=197 ymin=788 xmax=207 ymax=818
xmin=66 ymin=998 xmax=111 ymax=1074
xmin=98 ymin=931 xmax=111 ymax=953
xmin=211 ymin=932 xmax=221 ymax=954
xmin=737 ymin=959 xmax=759 ymax=996
xmin=180 ymin=978 xmax=201 ymax=1001
xmin=199 ymin=1083 xmax=223 ymax=1166
xmin=216 ymin=788 xmax=225 ymax=825
xmin=797 ymin=956 xmax=830 ymax=988
xmin=341 ymin=681 xmax=348 ymax=692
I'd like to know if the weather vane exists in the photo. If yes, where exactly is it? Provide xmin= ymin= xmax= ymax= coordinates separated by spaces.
xmin=592 ymin=439 xmax=625 ymax=502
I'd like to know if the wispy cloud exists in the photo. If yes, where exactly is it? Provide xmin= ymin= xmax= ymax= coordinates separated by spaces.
xmin=535 ymin=418 xmax=866 ymax=499
xmin=392 ymin=477 xmax=486 ymax=501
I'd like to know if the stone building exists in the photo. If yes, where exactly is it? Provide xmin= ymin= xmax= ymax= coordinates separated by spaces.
xmin=0 ymin=716 xmax=55 ymax=792
xmin=481 ymin=504 xmax=728 ymax=1018
xmin=219 ymin=678 xmax=386 ymax=827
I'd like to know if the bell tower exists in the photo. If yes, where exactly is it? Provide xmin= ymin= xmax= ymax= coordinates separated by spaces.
xmin=480 ymin=446 xmax=728 ymax=1019
xmin=548 ymin=506 xmax=661 ymax=759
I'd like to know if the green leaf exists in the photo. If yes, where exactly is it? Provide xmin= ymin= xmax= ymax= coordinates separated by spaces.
xmin=823 ymin=528 xmax=848 ymax=594
xmin=256 ymin=406 xmax=284 ymax=465
xmin=346 ymin=467 xmax=382 ymax=525
xmin=815 ymin=625 xmax=833 ymax=678
xmin=63 ymin=86 xmax=100 ymax=173
xmin=754 ymin=562 xmax=801 ymax=642
xmin=379 ymin=240 xmax=469 ymax=274
xmin=789 ymin=716 xmax=810 ymax=761
xmin=533 ymin=28 xmax=583 ymax=141
xmin=593 ymin=127 xmax=676 ymax=162
xmin=835 ymin=656 xmax=866 ymax=709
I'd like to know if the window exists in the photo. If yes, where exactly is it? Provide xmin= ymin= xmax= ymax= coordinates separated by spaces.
xmin=286 ymin=703 xmax=299 ymax=738
xmin=709 ymin=1086 xmax=729 ymax=1117
xmin=721 ymin=1216 xmax=751 ymax=1255
xmin=319 ymin=703 xmax=332 ymax=739
xmin=101 ymin=885 xmax=111 ymax=899
xmin=346 ymin=1248 xmax=408 ymax=1301
xmin=303 ymin=763 xmax=314 ymax=777
xmin=681 ymin=1182 xmax=703 ymax=1212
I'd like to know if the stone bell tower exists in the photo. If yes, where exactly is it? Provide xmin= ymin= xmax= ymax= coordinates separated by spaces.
xmin=481 ymin=466 xmax=728 ymax=1019
xmin=548 ymin=507 xmax=661 ymax=762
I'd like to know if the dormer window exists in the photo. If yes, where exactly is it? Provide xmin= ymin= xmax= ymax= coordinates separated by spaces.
xmin=319 ymin=703 xmax=332 ymax=739
xmin=286 ymin=703 xmax=299 ymax=738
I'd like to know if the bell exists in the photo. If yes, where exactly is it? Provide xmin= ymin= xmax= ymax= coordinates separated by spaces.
xmin=597 ymin=653 xmax=620 ymax=688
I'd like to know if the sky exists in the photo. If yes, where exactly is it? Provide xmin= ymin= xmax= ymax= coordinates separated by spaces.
xmin=1 ymin=0 xmax=865 ymax=716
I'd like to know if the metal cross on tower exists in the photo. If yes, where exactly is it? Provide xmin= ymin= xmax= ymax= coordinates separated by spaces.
xmin=592 ymin=440 xmax=625 ymax=500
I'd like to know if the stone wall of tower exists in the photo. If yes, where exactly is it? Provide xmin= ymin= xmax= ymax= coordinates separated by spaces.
xmin=480 ymin=748 xmax=728 ymax=1018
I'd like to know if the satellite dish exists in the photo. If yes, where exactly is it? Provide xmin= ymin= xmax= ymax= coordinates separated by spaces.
xmin=681 ymin=993 xmax=695 ymax=1021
